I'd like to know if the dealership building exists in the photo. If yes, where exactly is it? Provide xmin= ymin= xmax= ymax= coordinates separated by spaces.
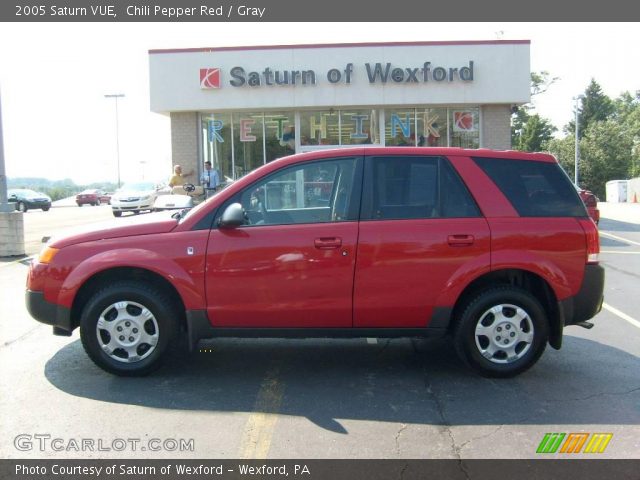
xmin=148 ymin=40 xmax=530 ymax=182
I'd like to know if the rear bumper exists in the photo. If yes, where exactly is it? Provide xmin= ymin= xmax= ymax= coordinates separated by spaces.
xmin=25 ymin=290 xmax=73 ymax=335
xmin=560 ymin=264 xmax=605 ymax=325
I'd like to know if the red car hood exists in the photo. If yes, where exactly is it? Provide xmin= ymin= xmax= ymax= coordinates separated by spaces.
xmin=48 ymin=213 xmax=179 ymax=249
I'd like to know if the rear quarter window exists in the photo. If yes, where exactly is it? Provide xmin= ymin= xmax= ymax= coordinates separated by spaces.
xmin=472 ymin=157 xmax=588 ymax=217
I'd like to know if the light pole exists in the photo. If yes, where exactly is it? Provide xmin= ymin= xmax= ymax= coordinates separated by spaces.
xmin=573 ymin=95 xmax=583 ymax=186
xmin=104 ymin=94 xmax=125 ymax=188
xmin=0 ymin=87 xmax=13 ymax=213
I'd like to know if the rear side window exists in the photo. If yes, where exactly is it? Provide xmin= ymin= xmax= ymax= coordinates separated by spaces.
xmin=362 ymin=156 xmax=480 ymax=220
xmin=472 ymin=157 xmax=587 ymax=217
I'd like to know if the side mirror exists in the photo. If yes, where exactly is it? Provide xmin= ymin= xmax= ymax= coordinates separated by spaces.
xmin=8 ymin=194 xmax=17 ymax=201
xmin=218 ymin=203 xmax=246 ymax=228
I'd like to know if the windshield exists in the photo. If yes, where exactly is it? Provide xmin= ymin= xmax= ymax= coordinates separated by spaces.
xmin=118 ymin=182 xmax=156 ymax=192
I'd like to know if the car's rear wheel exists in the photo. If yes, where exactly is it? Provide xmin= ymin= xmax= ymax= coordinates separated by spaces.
xmin=79 ymin=281 xmax=179 ymax=376
xmin=453 ymin=286 xmax=548 ymax=378
xmin=17 ymin=201 xmax=27 ymax=213
xmin=42 ymin=207 xmax=50 ymax=212
xmin=112 ymin=211 xmax=122 ymax=217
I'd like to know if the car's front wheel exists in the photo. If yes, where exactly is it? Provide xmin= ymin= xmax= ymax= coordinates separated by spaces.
xmin=112 ymin=211 xmax=122 ymax=217
xmin=17 ymin=201 xmax=27 ymax=212
xmin=79 ymin=281 xmax=179 ymax=376
xmin=453 ymin=286 xmax=549 ymax=378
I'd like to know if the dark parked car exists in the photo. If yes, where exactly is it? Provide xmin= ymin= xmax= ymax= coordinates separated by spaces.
xmin=76 ymin=189 xmax=110 ymax=206
xmin=7 ymin=189 xmax=51 ymax=212
xmin=26 ymin=147 xmax=603 ymax=378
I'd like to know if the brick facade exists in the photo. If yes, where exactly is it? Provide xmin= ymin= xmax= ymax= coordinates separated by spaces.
xmin=170 ymin=112 xmax=199 ymax=183
xmin=481 ymin=105 xmax=512 ymax=150
xmin=0 ymin=212 xmax=25 ymax=256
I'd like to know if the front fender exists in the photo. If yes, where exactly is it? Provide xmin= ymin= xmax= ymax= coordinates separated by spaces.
xmin=54 ymin=245 xmax=207 ymax=310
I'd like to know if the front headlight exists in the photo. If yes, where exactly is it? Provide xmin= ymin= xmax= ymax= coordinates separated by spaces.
xmin=38 ymin=246 xmax=59 ymax=264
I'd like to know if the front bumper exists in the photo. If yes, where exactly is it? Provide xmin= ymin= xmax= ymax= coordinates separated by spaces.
xmin=25 ymin=290 xmax=73 ymax=335
xmin=560 ymin=264 xmax=605 ymax=326
xmin=112 ymin=202 xmax=154 ymax=212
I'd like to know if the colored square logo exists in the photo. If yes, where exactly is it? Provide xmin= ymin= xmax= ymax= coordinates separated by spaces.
xmin=453 ymin=111 xmax=476 ymax=132
xmin=200 ymin=68 xmax=221 ymax=89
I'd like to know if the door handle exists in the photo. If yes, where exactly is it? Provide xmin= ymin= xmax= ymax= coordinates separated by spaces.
xmin=314 ymin=237 xmax=342 ymax=249
xmin=447 ymin=234 xmax=474 ymax=246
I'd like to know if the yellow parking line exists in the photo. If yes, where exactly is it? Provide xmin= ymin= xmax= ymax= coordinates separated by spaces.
xmin=600 ymin=231 xmax=640 ymax=247
xmin=239 ymin=364 xmax=284 ymax=459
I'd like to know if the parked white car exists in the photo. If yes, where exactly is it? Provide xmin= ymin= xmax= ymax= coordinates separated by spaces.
xmin=110 ymin=182 xmax=159 ymax=217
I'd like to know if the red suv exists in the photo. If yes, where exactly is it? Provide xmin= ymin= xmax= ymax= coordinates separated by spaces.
xmin=26 ymin=148 xmax=604 ymax=377
xmin=576 ymin=186 xmax=600 ymax=225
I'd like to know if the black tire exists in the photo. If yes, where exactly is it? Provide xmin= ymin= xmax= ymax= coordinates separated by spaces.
xmin=112 ymin=211 xmax=122 ymax=217
xmin=79 ymin=281 xmax=180 ymax=376
xmin=133 ymin=210 xmax=140 ymax=215
xmin=17 ymin=201 xmax=27 ymax=213
xmin=453 ymin=286 xmax=549 ymax=378
xmin=42 ymin=207 xmax=50 ymax=212
xmin=78 ymin=203 xmax=83 ymax=207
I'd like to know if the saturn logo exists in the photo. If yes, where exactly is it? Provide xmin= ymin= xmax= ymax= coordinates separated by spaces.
xmin=200 ymin=68 xmax=221 ymax=89
xmin=453 ymin=111 xmax=476 ymax=132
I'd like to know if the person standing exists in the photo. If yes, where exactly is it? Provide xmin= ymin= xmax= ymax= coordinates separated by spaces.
xmin=200 ymin=161 xmax=220 ymax=193
xmin=169 ymin=164 xmax=193 ymax=188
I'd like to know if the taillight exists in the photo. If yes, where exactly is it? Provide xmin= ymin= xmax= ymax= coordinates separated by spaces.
xmin=578 ymin=218 xmax=599 ymax=264
xmin=584 ymin=195 xmax=597 ymax=208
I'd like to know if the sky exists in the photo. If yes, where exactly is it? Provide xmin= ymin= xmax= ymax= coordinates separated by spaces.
xmin=0 ymin=22 xmax=638 ymax=185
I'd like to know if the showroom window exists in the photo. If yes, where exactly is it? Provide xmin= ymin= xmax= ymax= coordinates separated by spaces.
xmin=449 ymin=108 xmax=480 ymax=148
xmin=201 ymin=113 xmax=233 ymax=182
xmin=299 ymin=110 xmax=340 ymax=146
xmin=232 ymin=113 xmax=265 ymax=178
xmin=340 ymin=109 xmax=379 ymax=145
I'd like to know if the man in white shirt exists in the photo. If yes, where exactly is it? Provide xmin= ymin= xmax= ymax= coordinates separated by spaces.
xmin=201 ymin=161 xmax=220 ymax=196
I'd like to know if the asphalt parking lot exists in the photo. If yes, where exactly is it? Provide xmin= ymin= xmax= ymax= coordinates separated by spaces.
xmin=0 ymin=204 xmax=638 ymax=459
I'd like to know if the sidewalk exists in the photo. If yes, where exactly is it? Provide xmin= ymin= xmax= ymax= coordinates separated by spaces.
xmin=598 ymin=202 xmax=640 ymax=225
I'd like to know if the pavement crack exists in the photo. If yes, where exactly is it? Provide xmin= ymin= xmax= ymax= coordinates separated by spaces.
xmin=543 ymin=387 xmax=640 ymax=403
xmin=395 ymin=423 xmax=408 ymax=456
xmin=568 ymin=387 xmax=640 ymax=402
xmin=456 ymin=424 xmax=505 ymax=454
xmin=423 ymin=379 xmax=470 ymax=480
xmin=398 ymin=462 xmax=408 ymax=480
xmin=601 ymin=261 xmax=640 ymax=280
xmin=1 ymin=325 xmax=43 ymax=349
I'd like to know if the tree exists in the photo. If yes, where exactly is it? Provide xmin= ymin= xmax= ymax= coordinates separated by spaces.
xmin=547 ymin=135 xmax=576 ymax=180
xmin=511 ymin=71 xmax=558 ymax=151
xmin=514 ymin=114 xmax=556 ymax=152
xmin=613 ymin=91 xmax=640 ymax=177
xmin=567 ymin=79 xmax=615 ymax=138
xmin=579 ymin=120 xmax=634 ymax=197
